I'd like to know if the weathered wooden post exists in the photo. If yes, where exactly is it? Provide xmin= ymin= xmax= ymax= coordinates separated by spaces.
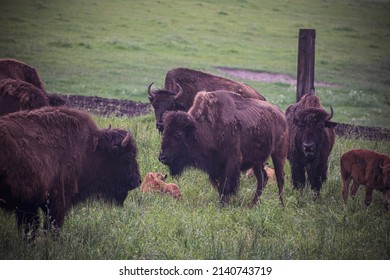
xmin=296 ymin=29 xmax=316 ymax=102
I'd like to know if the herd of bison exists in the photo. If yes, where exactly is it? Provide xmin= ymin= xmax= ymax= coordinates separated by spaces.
xmin=0 ymin=58 xmax=389 ymax=242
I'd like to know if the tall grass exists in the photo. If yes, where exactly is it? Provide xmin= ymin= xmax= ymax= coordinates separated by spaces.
xmin=1 ymin=114 xmax=389 ymax=260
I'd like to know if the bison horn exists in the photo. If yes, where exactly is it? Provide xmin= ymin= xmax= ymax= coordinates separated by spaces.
xmin=121 ymin=130 xmax=132 ymax=148
xmin=175 ymin=83 xmax=183 ymax=97
xmin=147 ymin=82 xmax=155 ymax=99
xmin=325 ymin=105 xmax=334 ymax=121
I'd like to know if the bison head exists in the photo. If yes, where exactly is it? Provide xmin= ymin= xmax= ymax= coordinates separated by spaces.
xmin=294 ymin=106 xmax=336 ymax=161
xmin=93 ymin=128 xmax=141 ymax=205
xmin=158 ymin=111 xmax=197 ymax=176
xmin=148 ymin=83 xmax=185 ymax=133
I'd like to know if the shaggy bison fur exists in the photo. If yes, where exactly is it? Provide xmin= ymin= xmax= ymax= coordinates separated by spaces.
xmin=0 ymin=106 xmax=141 ymax=239
xmin=0 ymin=79 xmax=50 ymax=116
xmin=0 ymin=58 xmax=66 ymax=107
xmin=148 ymin=67 xmax=266 ymax=132
xmin=159 ymin=90 xmax=288 ymax=205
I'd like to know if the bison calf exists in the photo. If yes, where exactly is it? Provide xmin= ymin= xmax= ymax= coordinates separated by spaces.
xmin=141 ymin=172 xmax=182 ymax=199
xmin=159 ymin=90 xmax=288 ymax=205
xmin=341 ymin=149 xmax=390 ymax=210
xmin=0 ymin=106 xmax=141 ymax=239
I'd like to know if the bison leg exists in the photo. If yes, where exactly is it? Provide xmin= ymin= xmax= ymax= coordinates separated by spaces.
xmin=341 ymin=176 xmax=351 ymax=203
xmin=308 ymin=163 xmax=325 ymax=195
xmin=291 ymin=160 xmax=306 ymax=190
xmin=271 ymin=155 xmax=285 ymax=206
xmin=350 ymin=180 xmax=360 ymax=196
xmin=43 ymin=190 xmax=68 ymax=235
xmin=364 ymin=186 xmax=374 ymax=208
xmin=218 ymin=162 xmax=241 ymax=205
xmin=252 ymin=163 xmax=266 ymax=205
xmin=16 ymin=207 xmax=39 ymax=241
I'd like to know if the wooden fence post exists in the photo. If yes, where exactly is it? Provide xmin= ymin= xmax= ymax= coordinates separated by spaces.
xmin=296 ymin=29 xmax=316 ymax=102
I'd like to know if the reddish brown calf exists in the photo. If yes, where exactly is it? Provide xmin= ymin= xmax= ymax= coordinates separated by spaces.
xmin=140 ymin=172 xmax=182 ymax=199
xmin=340 ymin=149 xmax=390 ymax=210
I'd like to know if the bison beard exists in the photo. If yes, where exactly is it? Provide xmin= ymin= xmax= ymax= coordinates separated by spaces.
xmin=159 ymin=91 xmax=288 ymax=205
xmin=0 ymin=106 xmax=141 ymax=240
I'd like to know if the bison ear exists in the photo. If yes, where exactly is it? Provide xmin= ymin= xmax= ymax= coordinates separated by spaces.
xmin=325 ymin=121 xmax=337 ymax=128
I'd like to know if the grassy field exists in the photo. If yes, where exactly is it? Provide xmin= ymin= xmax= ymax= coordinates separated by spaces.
xmin=1 ymin=114 xmax=390 ymax=260
xmin=0 ymin=0 xmax=390 ymax=259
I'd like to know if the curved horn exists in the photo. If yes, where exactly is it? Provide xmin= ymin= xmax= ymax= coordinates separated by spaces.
xmin=121 ymin=130 xmax=132 ymax=148
xmin=325 ymin=105 xmax=334 ymax=121
xmin=147 ymin=82 xmax=155 ymax=99
xmin=175 ymin=83 xmax=183 ymax=97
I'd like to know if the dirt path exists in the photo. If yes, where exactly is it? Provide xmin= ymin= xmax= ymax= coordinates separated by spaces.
xmin=66 ymin=94 xmax=151 ymax=117
xmin=64 ymin=94 xmax=390 ymax=141
xmin=216 ymin=67 xmax=340 ymax=87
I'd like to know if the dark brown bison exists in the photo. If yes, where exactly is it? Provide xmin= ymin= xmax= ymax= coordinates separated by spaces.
xmin=147 ymin=67 xmax=266 ymax=132
xmin=286 ymin=94 xmax=336 ymax=194
xmin=0 ymin=106 xmax=141 ymax=239
xmin=158 ymin=90 xmax=288 ymax=205
xmin=0 ymin=79 xmax=51 ymax=116
xmin=0 ymin=58 xmax=66 ymax=106
xmin=341 ymin=149 xmax=390 ymax=210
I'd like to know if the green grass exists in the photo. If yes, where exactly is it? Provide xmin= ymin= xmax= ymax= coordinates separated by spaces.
xmin=1 ymin=114 xmax=389 ymax=260
xmin=0 ymin=0 xmax=390 ymax=259
xmin=0 ymin=0 xmax=389 ymax=127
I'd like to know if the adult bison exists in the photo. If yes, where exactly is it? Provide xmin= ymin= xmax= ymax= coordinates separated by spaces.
xmin=0 ymin=106 xmax=141 ymax=239
xmin=286 ymin=94 xmax=336 ymax=194
xmin=341 ymin=149 xmax=390 ymax=210
xmin=0 ymin=58 xmax=66 ymax=106
xmin=0 ymin=79 xmax=51 ymax=116
xmin=158 ymin=90 xmax=288 ymax=205
xmin=147 ymin=67 xmax=266 ymax=132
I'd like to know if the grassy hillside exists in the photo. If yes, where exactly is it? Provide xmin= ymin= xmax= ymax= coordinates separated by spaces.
xmin=0 ymin=0 xmax=389 ymax=127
